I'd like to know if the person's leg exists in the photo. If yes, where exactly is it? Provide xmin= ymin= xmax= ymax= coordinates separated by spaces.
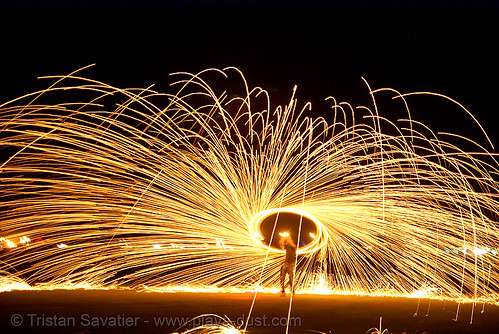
xmin=288 ymin=265 xmax=295 ymax=293
xmin=280 ymin=265 xmax=286 ymax=293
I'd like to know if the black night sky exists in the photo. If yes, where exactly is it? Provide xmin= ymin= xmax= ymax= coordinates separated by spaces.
xmin=1 ymin=1 xmax=499 ymax=147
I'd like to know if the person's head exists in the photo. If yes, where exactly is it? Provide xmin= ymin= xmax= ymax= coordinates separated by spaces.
xmin=279 ymin=234 xmax=296 ymax=249
xmin=278 ymin=233 xmax=288 ymax=248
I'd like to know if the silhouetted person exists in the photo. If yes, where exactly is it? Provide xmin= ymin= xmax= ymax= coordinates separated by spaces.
xmin=279 ymin=234 xmax=296 ymax=296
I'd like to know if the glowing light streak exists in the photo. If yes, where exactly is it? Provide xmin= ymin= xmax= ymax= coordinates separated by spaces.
xmin=473 ymin=248 xmax=487 ymax=256
xmin=19 ymin=236 xmax=30 ymax=244
xmin=0 ymin=67 xmax=498 ymax=306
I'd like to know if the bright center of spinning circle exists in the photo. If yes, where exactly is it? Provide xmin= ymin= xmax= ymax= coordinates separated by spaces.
xmin=249 ymin=208 xmax=327 ymax=254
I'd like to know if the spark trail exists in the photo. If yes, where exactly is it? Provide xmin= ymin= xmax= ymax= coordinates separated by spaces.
xmin=0 ymin=67 xmax=498 ymax=306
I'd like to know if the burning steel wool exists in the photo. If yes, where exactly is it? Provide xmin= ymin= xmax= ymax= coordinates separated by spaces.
xmin=0 ymin=66 xmax=498 ymax=307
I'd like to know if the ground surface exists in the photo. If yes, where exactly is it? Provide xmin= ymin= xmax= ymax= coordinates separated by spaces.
xmin=0 ymin=290 xmax=497 ymax=334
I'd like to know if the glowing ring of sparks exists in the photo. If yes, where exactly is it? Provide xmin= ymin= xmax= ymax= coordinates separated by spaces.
xmin=249 ymin=208 xmax=328 ymax=254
